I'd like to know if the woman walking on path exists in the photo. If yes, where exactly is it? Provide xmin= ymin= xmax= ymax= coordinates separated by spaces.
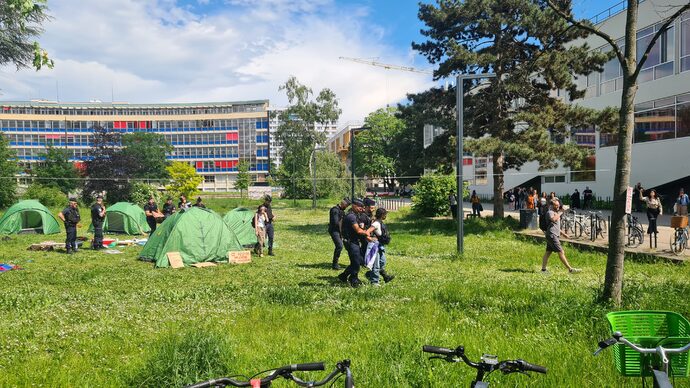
xmin=640 ymin=188 xmax=662 ymax=236
xmin=254 ymin=205 xmax=269 ymax=257
xmin=541 ymin=198 xmax=581 ymax=274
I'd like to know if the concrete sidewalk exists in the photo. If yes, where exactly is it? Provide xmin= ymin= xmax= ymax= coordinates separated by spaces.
xmin=462 ymin=202 xmax=688 ymax=261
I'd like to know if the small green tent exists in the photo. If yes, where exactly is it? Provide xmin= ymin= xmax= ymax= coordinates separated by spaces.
xmin=89 ymin=202 xmax=150 ymax=235
xmin=0 ymin=200 xmax=61 ymax=235
xmin=140 ymin=207 xmax=243 ymax=268
xmin=223 ymin=208 xmax=258 ymax=247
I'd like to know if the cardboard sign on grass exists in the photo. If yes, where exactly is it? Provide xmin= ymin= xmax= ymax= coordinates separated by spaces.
xmin=228 ymin=251 xmax=251 ymax=264
xmin=166 ymin=252 xmax=185 ymax=269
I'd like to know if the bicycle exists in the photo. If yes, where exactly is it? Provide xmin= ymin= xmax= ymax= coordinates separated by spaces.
xmin=669 ymin=216 xmax=688 ymax=255
xmin=595 ymin=311 xmax=690 ymax=388
xmin=626 ymin=214 xmax=645 ymax=248
xmin=185 ymin=360 xmax=354 ymax=388
xmin=423 ymin=344 xmax=546 ymax=387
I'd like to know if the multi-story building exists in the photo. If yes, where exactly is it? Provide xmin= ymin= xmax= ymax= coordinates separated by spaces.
xmin=467 ymin=1 xmax=690 ymax=201
xmin=0 ymin=100 xmax=271 ymax=192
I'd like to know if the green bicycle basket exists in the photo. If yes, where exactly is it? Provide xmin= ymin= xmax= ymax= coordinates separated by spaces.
xmin=606 ymin=311 xmax=690 ymax=377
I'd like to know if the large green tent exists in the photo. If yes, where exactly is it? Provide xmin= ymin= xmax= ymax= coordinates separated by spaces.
xmin=223 ymin=207 xmax=258 ymax=247
xmin=0 ymin=200 xmax=61 ymax=235
xmin=140 ymin=207 xmax=243 ymax=268
xmin=88 ymin=202 xmax=150 ymax=235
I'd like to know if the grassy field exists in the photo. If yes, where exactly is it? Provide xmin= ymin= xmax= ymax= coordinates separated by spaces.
xmin=0 ymin=199 xmax=689 ymax=387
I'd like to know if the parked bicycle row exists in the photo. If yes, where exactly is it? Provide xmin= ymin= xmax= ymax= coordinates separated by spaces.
xmin=186 ymin=310 xmax=690 ymax=388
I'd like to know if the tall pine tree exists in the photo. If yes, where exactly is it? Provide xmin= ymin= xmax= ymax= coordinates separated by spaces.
xmin=413 ymin=0 xmax=615 ymax=217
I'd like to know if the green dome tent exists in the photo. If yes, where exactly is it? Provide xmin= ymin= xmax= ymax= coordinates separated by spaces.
xmin=88 ymin=202 xmax=150 ymax=235
xmin=223 ymin=207 xmax=258 ymax=247
xmin=0 ymin=200 xmax=61 ymax=235
xmin=140 ymin=207 xmax=243 ymax=268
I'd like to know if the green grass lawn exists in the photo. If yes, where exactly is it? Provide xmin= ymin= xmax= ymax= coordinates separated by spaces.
xmin=0 ymin=199 xmax=689 ymax=387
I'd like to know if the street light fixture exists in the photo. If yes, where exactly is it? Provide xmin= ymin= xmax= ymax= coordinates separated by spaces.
xmin=456 ymin=73 xmax=496 ymax=254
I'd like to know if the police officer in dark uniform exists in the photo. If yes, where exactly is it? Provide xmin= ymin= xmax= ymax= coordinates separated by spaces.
xmin=144 ymin=196 xmax=159 ymax=233
xmin=359 ymin=197 xmax=377 ymax=255
xmin=262 ymin=194 xmax=275 ymax=256
xmin=91 ymin=195 xmax=106 ymax=250
xmin=329 ymin=198 xmax=351 ymax=270
xmin=58 ymin=198 xmax=81 ymax=254
xmin=337 ymin=199 xmax=371 ymax=288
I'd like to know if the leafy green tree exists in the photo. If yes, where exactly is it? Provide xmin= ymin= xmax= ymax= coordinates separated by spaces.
xmin=275 ymin=76 xmax=341 ymax=198
xmin=129 ymin=181 xmax=163 ymax=207
xmin=33 ymin=145 xmax=79 ymax=194
xmin=313 ymin=151 xmax=362 ymax=200
xmin=166 ymin=162 xmax=202 ymax=199
xmin=354 ymin=107 xmax=405 ymax=192
xmin=22 ymin=183 xmax=64 ymax=207
xmin=82 ymin=125 xmax=134 ymax=203
xmin=121 ymin=132 xmax=172 ymax=179
xmin=413 ymin=0 xmax=615 ymax=218
xmin=396 ymin=86 xmax=457 ymax=180
xmin=545 ymin=0 xmax=690 ymax=305
xmin=234 ymin=160 xmax=251 ymax=199
xmin=0 ymin=0 xmax=53 ymax=70
xmin=0 ymin=135 xmax=18 ymax=208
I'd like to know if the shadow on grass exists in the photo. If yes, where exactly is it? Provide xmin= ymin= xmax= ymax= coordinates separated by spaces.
xmin=296 ymin=263 xmax=334 ymax=270
xmin=498 ymin=268 xmax=534 ymax=274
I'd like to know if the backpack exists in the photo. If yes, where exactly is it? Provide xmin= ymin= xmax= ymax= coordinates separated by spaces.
xmin=539 ymin=207 xmax=549 ymax=232
xmin=378 ymin=222 xmax=391 ymax=245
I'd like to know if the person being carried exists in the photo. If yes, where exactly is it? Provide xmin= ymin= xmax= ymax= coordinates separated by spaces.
xmin=58 ymin=198 xmax=81 ymax=254
xmin=540 ymin=198 xmax=581 ymax=274
xmin=90 ymin=195 xmax=106 ymax=250
xmin=337 ymin=199 xmax=371 ymax=288
xmin=365 ymin=208 xmax=395 ymax=285
xmin=253 ymin=205 xmax=269 ymax=257
xmin=328 ymin=198 xmax=351 ymax=270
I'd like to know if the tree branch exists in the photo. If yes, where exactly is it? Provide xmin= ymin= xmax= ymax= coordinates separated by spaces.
xmin=545 ymin=0 xmax=625 ymax=67
xmin=633 ymin=3 xmax=690 ymax=79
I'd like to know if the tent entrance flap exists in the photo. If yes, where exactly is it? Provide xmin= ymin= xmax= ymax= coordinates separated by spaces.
xmin=21 ymin=210 xmax=43 ymax=229
xmin=107 ymin=212 xmax=127 ymax=233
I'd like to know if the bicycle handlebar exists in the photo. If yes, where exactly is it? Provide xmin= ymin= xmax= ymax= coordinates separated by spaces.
xmin=595 ymin=331 xmax=690 ymax=365
xmin=185 ymin=361 xmax=343 ymax=388
xmin=423 ymin=345 xmax=546 ymax=375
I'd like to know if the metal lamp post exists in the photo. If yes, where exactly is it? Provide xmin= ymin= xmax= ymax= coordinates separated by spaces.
xmin=456 ymin=73 xmax=496 ymax=254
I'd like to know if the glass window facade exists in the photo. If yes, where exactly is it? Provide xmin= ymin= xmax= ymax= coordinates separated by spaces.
xmin=682 ymin=12 xmax=690 ymax=73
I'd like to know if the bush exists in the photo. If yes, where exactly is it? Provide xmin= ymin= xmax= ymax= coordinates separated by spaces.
xmin=129 ymin=182 xmax=164 ymax=206
xmin=22 ymin=183 xmax=67 ymax=208
xmin=412 ymin=174 xmax=467 ymax=217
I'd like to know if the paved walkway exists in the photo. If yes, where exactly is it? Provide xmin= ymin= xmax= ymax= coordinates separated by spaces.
xmin=463 ymin=202 xmax=688 ymax=261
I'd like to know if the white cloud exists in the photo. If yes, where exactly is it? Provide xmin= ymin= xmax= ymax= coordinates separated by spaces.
xmin=0 ymin=0 xmax=434 ymax=123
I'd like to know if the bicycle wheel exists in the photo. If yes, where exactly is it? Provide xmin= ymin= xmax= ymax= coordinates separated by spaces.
xmin=573 ymin=221 xmax=583 ymax=238
xmin=597 ymin=218 xmax=608 ymax=239
xmin=670 ymin=229 xmax=685 ymax=255
xmin=627 ymin=228 xmax=642 ymax=248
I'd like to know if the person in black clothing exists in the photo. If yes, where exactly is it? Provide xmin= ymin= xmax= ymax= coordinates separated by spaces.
xmin=583 ymin=186 xmax=593 ymax=210
xmin=328 ymin=198 xmax=351 ymax=270
xmin=262 ymin=194 xmax=275 ymax=256
xmin=144 ymin=197 xmax=159 ymax=233
xmin=633 ymin=182 xmax=644 ymax=212
xmin=337 ymin=199 xmax=371 ymax=288
xmin=162 ymin=197 xmax=176 ymax=218
xmin=570 ymin=189 xmax=581 ymax=210
xmin=58 ymin=198 xmax=81 ymax=254
xmin=91 ymin=195 xmax=106 ymax=250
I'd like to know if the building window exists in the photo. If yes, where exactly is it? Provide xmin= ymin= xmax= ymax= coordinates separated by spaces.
xmin=677 ymin=93 xmax=690 ymax=138
xmin=634 ymin=98 xmax=676 ymax=143
xmin=571 ymin=155 xmax=596 ymax=182
xmin=203 ymin=175 xmax=215 ymax=183
xmin=544 ymin=175 xmax=566 ymax=183
xmin=682 ymin=12 xmax=690 ymax=72
xmin=637 ymin=23 xmax=674 ymax=83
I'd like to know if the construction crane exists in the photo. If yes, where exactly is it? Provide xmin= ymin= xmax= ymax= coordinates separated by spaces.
xmin=339 ymin=56 xmax=434 ymax=75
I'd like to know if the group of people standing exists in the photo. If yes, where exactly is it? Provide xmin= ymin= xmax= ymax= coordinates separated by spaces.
xmin=330 ymin=197 xmax=394 ymax=287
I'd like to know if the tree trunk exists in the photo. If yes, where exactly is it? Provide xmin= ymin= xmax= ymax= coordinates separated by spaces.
xmin=492 ymin=151 xmax=505 ymax=218
xmin=602 ymin=0 xmax=639 ymax=306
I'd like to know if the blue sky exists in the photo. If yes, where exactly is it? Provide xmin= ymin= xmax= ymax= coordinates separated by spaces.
xmin=0 ymin=0 xmax=623 ymax=123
